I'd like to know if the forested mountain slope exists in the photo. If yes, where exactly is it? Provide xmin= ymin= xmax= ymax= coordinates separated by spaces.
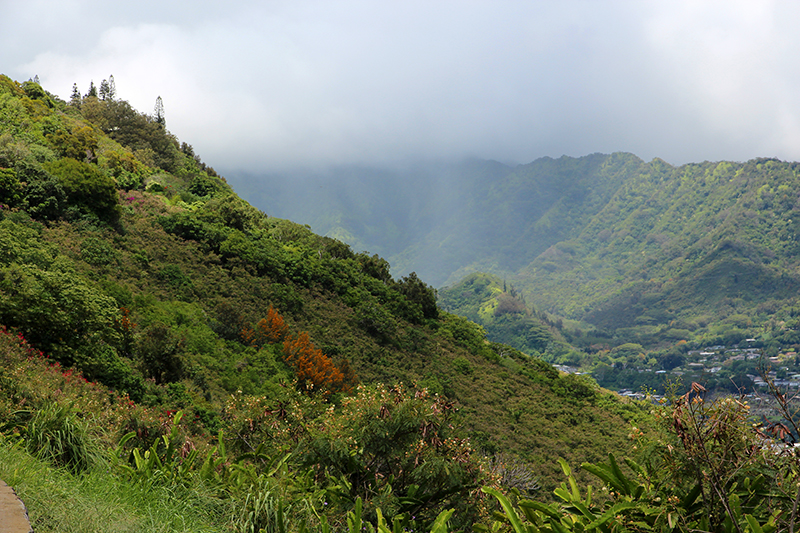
xmin=235 ymin=153 xmax=800 ymax=349
xmin=515 ymin=157 xmax=800 ymax=342
xmin=0 ymin=75 xmax=648 ymax=529
xmin=230 ymin=153 xmax=642 ymax=287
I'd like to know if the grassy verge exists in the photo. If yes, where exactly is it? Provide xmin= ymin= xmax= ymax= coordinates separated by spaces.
xmin=0 ymin=439 xmax=230 ymax=533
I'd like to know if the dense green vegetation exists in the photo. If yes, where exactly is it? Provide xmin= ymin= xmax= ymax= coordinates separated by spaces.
xmin=4 ymin=73 xmax=800 ymax=531
xmin=238 ymin=153 xmax=800 ymax=358
xmin=0 ymin=75 xmax=657 ymax=530
xmin=438 ymin=272 xmax=568 ymax=359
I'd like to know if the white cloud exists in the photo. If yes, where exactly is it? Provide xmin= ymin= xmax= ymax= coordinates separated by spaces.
xmin=6 ymin=0 xmax=800 ymax=171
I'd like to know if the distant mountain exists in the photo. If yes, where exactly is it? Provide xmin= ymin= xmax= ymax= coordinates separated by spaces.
xmin=230 ymin=153 xmax=642 ymax=286
xmin=513 ymin=157 xmax=800 ymax=342
xmin=232 ymin=154 xmax=800 ymax=348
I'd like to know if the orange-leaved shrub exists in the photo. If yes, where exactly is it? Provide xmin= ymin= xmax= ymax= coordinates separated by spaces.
xmin=282 ymin=331 xmax=352 ymax=396
xmin=241 ymin=305 xmax=289 ymax=347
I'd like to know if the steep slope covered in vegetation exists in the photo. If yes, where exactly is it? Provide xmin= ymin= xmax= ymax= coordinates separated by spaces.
xmin=0 ymin=75 xmax=646 ymax=530
xmin=437 ymin=272 xmax=569 ymax=359
xmin=238 ymin=151 xmax=800 ymax=350
xmin=515 ymin=157 xmax=800 ymax=344
xmin=229 ymin=154 xmax=639 ymax=287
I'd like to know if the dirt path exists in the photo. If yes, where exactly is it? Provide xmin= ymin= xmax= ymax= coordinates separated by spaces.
xmin=0 ymin=480 xmax=32 ymax=533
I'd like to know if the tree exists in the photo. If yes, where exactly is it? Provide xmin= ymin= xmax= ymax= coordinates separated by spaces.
xmin=137 ymin=322 xmax=184 ymax=384
xmin=397 ymin=271 xmax=439 ymax=321
xmin=264 ymin=306 xmax=289 ymax=342
xmin=70 ymin=83 xmax=81 ymax=106
xmin=97 ymin=99 xmax=181 ymax=172
xmin=16 ymin=160 xmax=66 ymax=221
xmin=154 ymin=96 xmax=165 ymax=125
xmin=0 ymin=261 xmax=122 ymax=363
xmin=42 ymin=158 xmax=120 ymax=224
xmin=282 ymin=331 xmax=350 ymax=396
xmin=47 ymin=124 xmax=98 ymax=161
xmin=99 ymin=76 xmax=116 ymax=101
xmin=99 ymin=79 xmax=109 ymax=100
xmin=242 ymin=305 xmax=290 ymax=346
xmin=0 ymin=168 xmax=22 ymax=207
xmin=84 ymin=81 xmax=97 ymax=98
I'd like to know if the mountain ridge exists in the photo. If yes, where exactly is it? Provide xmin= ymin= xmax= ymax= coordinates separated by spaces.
xmin=232 ymin=153 xmax=800 ymax=350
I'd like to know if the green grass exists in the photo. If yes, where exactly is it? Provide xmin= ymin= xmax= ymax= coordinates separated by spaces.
xmin=0 ymin=439 xmax=230 ymax=533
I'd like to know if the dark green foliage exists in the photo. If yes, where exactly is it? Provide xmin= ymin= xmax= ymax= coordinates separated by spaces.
xmin=209 ymin=301 xmax=245 ymax=341
xmin=43 ymin=158 xmax=120 ymax=224
xmin=21 ymin=81 xmax=55 ymax=108
xmin=73 ymin=339 xmax=145 ymax=400
xmin=157 ymin=210 xmax=229 ymax=248
xmin=0 ymin=260 xmax=122 ymax=363
xmin=0 ymin=168 xmax=22 ymax=207
xmin=188 ymin=173 xmax=225 ymax=197
xmin=137 ymin=322 xmax=184 ymax=384
xmin=80 ymin=235 xmax=118 ymax=266
xmin=439 ymin=272 xmax=557 ymax=357
xmin=396 ymin=271 xmax=438 ymax=322
xmin=90 ymin=99 xmax=181 ymax=172
xmin=156 ymin=264 xmax=194 ymax=294
xmin=16 ymin=160 xmax=66 ymax=220
xmin=359 ymin=253 xmax=392 ymax=282
xmin=354 ymin=303 xmax=396 ymax=344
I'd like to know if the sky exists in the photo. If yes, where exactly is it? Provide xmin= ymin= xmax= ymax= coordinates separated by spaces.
xmin=4 ymin=0 xmax=800 ymax=174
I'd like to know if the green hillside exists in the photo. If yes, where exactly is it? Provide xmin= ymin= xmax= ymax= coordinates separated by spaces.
xmin=237 ymin=153 xmax=800 ymax=353
xmin=0 ymin=75 xmax=652 ymax=530
xmin=229 ymin=154 xmax=640 ymax=287
xmin=514 ymin=157 xmax=800 ymax=343
xmin=437 ymin=272 xmax=573 ymax=359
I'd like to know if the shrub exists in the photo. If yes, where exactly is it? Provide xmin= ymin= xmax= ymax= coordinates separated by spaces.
xmin=43 ymin=157 xmax=120 ymax=224
xmin=283 ymin=331 xmax=351 ymax=396
xmin=298 ymin=384 xmax=489 ymax=529
xmin=395 ymin=272 xmax=439 ymax=322
xmin=137 ymin=322 xmax=184 ymax=384
xmin=16 ymin=160 xmax=65 ymax=220
xmin=354 ymin=303 xmax=396 ymax=345
xmin=80 ymin=236 xmax=118 ymax=266
xmin=0 ymin=168 xmax=22 ymax=207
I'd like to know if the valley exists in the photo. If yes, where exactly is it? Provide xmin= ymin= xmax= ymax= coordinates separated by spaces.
xmin=2 ymin=74 xmax=800 ymax=531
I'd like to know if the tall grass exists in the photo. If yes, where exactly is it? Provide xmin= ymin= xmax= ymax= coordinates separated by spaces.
xmin=0 ymin=439 xmax=231 ymax=533
xmin=21 ymin=402 xmax=101 ymax=474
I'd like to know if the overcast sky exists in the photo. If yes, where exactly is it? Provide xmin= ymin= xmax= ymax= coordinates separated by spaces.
xmin=4 ymin=0 xmax=800 ymax=173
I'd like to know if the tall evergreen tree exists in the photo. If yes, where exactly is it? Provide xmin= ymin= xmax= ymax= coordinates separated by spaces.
xmin=99 ymin=79 xmax=110 ymax=100
xmin=85 ymin=81 xmax=97 ymax=98
xmin=154 ymin=96 xmax=165 ymax=126
xmin=99 ymin=75 xmax=116 ymax=101
xmin=70 ymin=83 xmax=81 ymax=106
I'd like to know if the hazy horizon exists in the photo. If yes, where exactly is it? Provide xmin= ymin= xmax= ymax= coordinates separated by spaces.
xmin=6 ymin=1 xmax=800 ymax=177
